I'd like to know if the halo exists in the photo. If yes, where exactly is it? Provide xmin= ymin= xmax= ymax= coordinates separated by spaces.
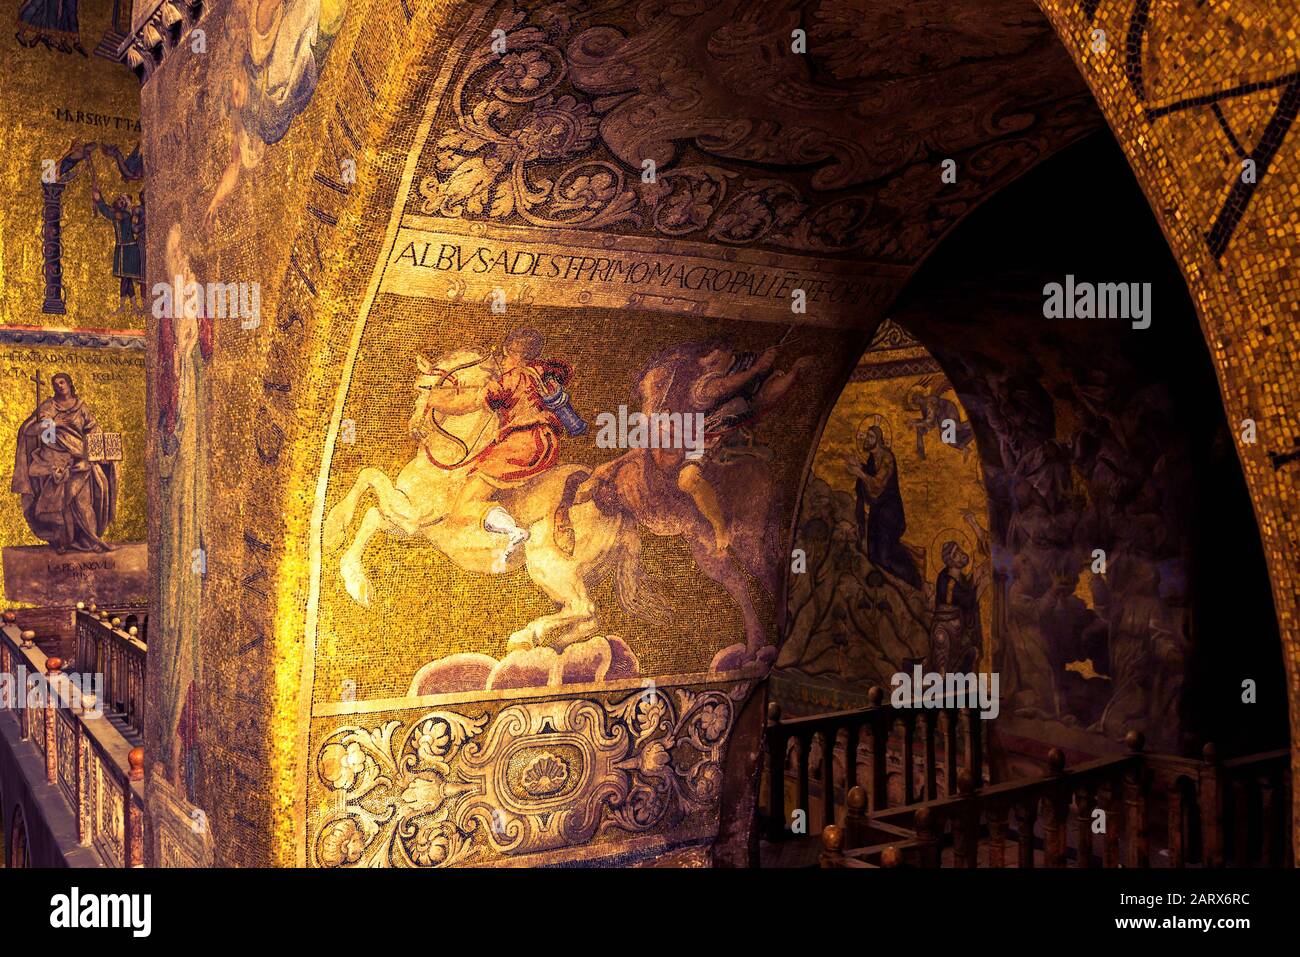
xmin=927 ymin=526 xmax=972 ymax=582
xmin=854 ymin=413 xmax=892 ymax=452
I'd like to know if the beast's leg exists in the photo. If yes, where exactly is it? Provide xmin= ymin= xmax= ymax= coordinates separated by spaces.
xmin=437 ymin=475 xmax=525 ymax=568
xmin=689 ymin=537 xmax=765 ymax=653
xmin=337 ymin=472 xmax=423 ymax=606
xmin=324 ymin=466 xmax=397 ymax=551
xmin=725 ymin=475 xmax=782 ymax=597
xmin=678 ymin=463 xmax=730 ymax=554
xmin=505 ymin=520 xmax=602 ymax=652
xmin=340 ymin=507 xmax=391 ymax=607
xmin=551 ymin=469 xmax=590 ymax=557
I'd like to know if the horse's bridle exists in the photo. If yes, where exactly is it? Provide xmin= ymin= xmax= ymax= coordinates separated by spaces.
xmin=417 ymin=353 xmax=495 ymax=469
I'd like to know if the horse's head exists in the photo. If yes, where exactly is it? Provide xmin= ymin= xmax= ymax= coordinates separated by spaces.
xmin=410 ymin=349 xmax=498 ymax=467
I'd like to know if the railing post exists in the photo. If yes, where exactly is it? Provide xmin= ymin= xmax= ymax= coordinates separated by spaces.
xmin=844 ymin=723 xmax=860 ymax=797
xmin=844 ymin=785 xmax=867 ymax=849
xmin=965 ymin=705 xmax=984 ymax=789
xmin=902 ymin=713 xmax=916 ymax=805
xmin=126 ymin=747 xmax=145 ymax=867
xmin=923 ymin=711 xmax=939 ymax=801
xmin=954 ymin=770 xmax=978 ymax=867
xmin=0 ymin=614 xmax=11 ymax=716
xmin=819 ymin=825 xmax=844 ymax=868
xmin=45 ymin=657 xmax=62 ymax=784
xmin=1074 ymin=785 xmax=1094 ymax=868
xmin=109 ymin=630 xmax=119 ymax=713
xmin=987 ymin=802 xmax=1007 ymax=868
xmin=1123 ymin=731 xmax=1148 ymax=868
xmin=868 ymin=687 xmax=888 ymax=812
xmin=943 ymin=708 xmax=959 ymax=796
xmin=1102 ymin=778 xmax=1122 ymax=867
xmin=76 ymin=714 xmax=89 ymax=846
xmin=765 ymin=702 xmax=785 ymax=841
xmin=914 ymin=807 xmax=940 ymax=868
xmin=1043 ymin=749 xmax=1067 ymax=867
xmin=795 ymin=734 xmax=811 ymax=827
xmin=1042 ymin=798 xmax=1065 ymax=868
xmin=18 ymin=631 xmax=36 ymax=740
xmin=1017 ymin=800 xmax=1037 ymax=868
xmin=822 ymin=730 xmax=837 ymax=830
xmin=1167 ymin=779 xmax=1186 ymax=868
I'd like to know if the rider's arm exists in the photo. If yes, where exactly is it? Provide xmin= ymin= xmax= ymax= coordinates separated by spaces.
xmin=639 ymin=366 xmax=672 ymax=413
xmin=424 ymin=385 xmax=485 ymax=416
xmin=699 ymin=347 xmax=777 ymax=404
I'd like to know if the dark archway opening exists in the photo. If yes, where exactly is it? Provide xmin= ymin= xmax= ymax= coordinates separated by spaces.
xmin=892 ymin=129 xmax=1287 ymax=765
xmin=7 ymin=805 xmax=28 ymax=869
xmin=759 ymin=129 xmax=1288 ymax=867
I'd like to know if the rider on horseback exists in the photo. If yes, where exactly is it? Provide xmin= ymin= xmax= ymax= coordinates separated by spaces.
xmin=555 ymin=339 xmax=812 ymax=557
xmin=416 ymin=328 xmax=580 ymax=560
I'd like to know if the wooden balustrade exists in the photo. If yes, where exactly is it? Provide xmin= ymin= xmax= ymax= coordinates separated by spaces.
xmin=74 ymin=608 xmax=147 ymax=739
xmin=0 ymin=618 xmax=145 ymax=868
xmin=762 ymin=687 xmax=990 ymax=840
xmin=819 ymin=790 xmax=931 ymax=868
xmin=1144 ymin=743 xmax=1292 ymax=868
xmin=821 ymin=730 xmax=1293 ymax=868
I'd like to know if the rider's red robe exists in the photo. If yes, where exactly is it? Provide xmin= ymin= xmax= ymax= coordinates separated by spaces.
xmin=469 ymin=360 xmax=571 ymax=487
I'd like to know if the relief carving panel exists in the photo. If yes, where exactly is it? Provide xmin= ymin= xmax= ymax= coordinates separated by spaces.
xmin=311 ymin=682 xmax=747 ymax=866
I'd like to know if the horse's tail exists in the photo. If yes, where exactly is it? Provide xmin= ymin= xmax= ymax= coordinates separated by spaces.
xmin=610 ymin=524 xmax=671 ymax=625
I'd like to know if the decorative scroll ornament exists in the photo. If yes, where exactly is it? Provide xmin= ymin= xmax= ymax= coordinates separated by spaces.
xmin=415 ymin=0 xmax=1099 ymax=261
xmin=313 ymin=684 xmax=747 ymax=867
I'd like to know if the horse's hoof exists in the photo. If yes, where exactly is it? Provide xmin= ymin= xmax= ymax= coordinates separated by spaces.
xmin=323 ymin=512 xmax=344 ymax=551
xmin=344 ymin=573 xmax=372 ymax=608
xmin=505 ymin=632 xmax=535 ymax=653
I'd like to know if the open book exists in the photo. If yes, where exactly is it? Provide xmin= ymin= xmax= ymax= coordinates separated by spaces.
xmin=86 ymin=432 xmax=123 ymax=462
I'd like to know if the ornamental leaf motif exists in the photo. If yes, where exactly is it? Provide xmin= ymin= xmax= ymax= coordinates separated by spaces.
xmin=311 ymin=687 xmax=747 ymax=866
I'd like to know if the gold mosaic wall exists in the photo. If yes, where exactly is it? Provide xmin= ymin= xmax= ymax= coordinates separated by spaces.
xmin=1034 ymin=0 xmax=1300 ymax=861
xmin=135 ymin=0 xmax=1300 ymax=865
xmin=806 ymin=343 xmax=990 ymax=651
xmin=0 ymin=1 xmax=145 ymax=607
xmin=0 ymin=0 xmax=142 ymax=328
xmin=134 ymin=0 xmax=900 ymax=866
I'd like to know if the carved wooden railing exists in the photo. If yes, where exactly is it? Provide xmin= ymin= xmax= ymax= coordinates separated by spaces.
xmin=819 ymin=732 xmax=1294 ymax=868
xmin=762 ymin=687 xmax=989 ymax=840
xmin=1146 ymin=744 xmax=1292 ymax=868
xmin=74 ymin=607 xmax=147 ymax=739
xmin=75 ymin=600 xmax=148 ymax=643
xmin=0 ymin=615 xmax=145 ymax=867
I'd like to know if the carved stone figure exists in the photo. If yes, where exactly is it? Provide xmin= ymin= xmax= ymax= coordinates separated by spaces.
xmin=10 ymin=372 xmax=117 ymax=553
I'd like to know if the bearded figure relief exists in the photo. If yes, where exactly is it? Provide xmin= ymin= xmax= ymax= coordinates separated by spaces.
xmin=11 ymin=372 xmax=118 ymax=554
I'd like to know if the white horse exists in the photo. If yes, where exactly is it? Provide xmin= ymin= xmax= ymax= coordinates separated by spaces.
xmin=322 ymin=350 xmax=664 ymax=651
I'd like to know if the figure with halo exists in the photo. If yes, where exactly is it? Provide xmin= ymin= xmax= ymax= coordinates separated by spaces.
xmin=844 ymin=416 xmax=921 ymax=589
